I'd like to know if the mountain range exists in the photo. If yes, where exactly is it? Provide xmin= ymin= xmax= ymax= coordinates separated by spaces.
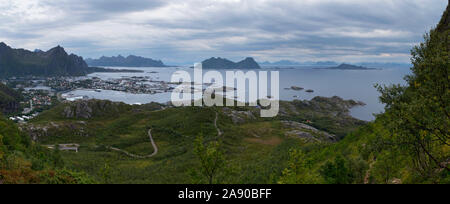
xmin=0 ymin=43 xmax=145 ymax=78
xmin=260 ymin=60 xmax=339 ymax=66
xmin=85 ymin=55 xmax=166 ymax=67
xmin=260 ymin=60 xmax=411 ymax=68
xmin=202 ymin=57 xmax=261 ymax=69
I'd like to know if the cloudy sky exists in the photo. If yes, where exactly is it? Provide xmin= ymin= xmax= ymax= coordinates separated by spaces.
xmin=0 ymin=0 xmax=447 ymax=65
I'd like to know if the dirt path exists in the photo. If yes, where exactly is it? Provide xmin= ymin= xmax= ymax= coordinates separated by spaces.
xmin=214 ymin=112 xmax=222 ymax=137
xmin=109 ymin=129 xmax=158 ymax=159
xmin=364 ymin=159 xmax=376 ymax=184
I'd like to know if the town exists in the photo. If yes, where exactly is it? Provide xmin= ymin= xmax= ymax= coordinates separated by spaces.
xmin=2 ymin=75 xmax=176 ymax=123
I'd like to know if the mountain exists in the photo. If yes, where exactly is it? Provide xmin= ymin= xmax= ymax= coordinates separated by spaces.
xmin=260 ymin=60 xmax=302 ymax=66
xmin=0 ymin=43 xmax=92 ymax=77
xmin=85 ymin=55 xmax=166 ymax=67
xmin=314 ymin=61 xmax=339 ymax=66
xmin=319 ymin=63 xmax=377 ymax=70
xmin=0 ymin=83 xmax=21 ymax=114
xmin=202 ymin=57 xmax=261 ymax=69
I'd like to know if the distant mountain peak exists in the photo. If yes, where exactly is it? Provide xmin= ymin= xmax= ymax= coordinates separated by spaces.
xmin=202 ymin=57 xmax=260 ymax=69
xmin=85 ymin=55 xmax=166 ymax=67
xmin=48 ymin=45 xmax=67 ymax=54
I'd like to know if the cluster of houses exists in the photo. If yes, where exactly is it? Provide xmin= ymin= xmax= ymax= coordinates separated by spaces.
xmin=9 ymin=112 xmax=39 ymax=122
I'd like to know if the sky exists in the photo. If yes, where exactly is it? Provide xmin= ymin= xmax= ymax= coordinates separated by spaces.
xmin=0 ymin=0 xmax=447 ymax=65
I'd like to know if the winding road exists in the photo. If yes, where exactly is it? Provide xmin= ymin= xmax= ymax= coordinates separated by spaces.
xmin=109 ymin=129 xmax=158 ymax=159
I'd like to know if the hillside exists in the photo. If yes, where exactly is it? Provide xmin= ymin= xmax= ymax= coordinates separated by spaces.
xmin=85 ymin=55 xmax=166 ymax=67
xmin=0 ymin=83 xmax=21 ymax=115
xmin=0 ymin=114 xmax=94 ymax=184
xmin=202 ymin=57 xmax=261 ymax=69
xmin=22 ymin=96 xmax=363 ymax=183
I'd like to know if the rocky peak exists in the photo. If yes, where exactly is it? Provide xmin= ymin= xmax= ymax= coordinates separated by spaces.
xmin=47 ymin=45 xmax=67 ymax=56
xmin=236 ymin=57 xmax=261 ymax=69
xmin=0 ymin=42 xmax=11 ymax=52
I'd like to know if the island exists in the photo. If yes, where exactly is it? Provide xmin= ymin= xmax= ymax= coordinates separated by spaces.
xmin=202 ymin=57 xmax=261 ymax=69
xmin=290 ymin=86 xmax=304 ymax=91
xmin=316 ymin=63 xmax=379 ymax=70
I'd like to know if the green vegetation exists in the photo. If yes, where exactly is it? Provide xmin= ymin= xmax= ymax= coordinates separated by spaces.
xmin=20 ymin=96 xmax=360 ymax=184
xmin=0 ymin=114 xmax=94 ymax=184
xmin=190 ymin=135 xmax=226 ymax=184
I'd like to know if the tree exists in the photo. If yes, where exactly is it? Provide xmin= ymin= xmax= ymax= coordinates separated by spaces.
xmin=278 ymin=149 xmax=321 ymax=184
xmin=191 ymin=135 xmax=226 ymax=184
xmin=320 ymin=155 xmax=352 ymax=184
xmin=0 ymin=134 xmax=4 ymax=160
xmin=51 ymin=145 xmax=64 ymax=168
xmin=99 ymin=163 xmax=112 ymax=184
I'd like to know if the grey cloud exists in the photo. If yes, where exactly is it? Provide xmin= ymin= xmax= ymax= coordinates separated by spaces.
xmin=0 ymin=0 xmax=447 ymax=64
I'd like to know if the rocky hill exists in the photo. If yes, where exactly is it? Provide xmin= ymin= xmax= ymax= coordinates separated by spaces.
xmin=202 ymin=57 xmax=261 ymax=69
xmin=85 ymin=55 xmax=166 ymax=67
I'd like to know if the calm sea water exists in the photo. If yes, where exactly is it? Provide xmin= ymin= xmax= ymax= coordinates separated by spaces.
xmin=67 ymin=66 xmax=411 ymax=121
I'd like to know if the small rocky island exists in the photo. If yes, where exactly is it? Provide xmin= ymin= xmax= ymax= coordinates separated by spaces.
xmin=290 ymin=86 xmax=304 ymax=91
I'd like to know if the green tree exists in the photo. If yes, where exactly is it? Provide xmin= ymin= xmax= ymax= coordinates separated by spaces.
xmin=99 ymin=163 xmax=112 ymax=184
xmin=51 ymin=145 xmax=64 ymax=168
xmin=0 ymin=133 xmax=4 ymax=160
xmin=320 ymin=155 xmax=352 ymax=184
xmin=279 ymin=149 xmax=321 ymax=184
xmin=371 ymin=151 xmax=401 ymax=184
xmin=191 ymin=135 xmax=226 ymax=184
